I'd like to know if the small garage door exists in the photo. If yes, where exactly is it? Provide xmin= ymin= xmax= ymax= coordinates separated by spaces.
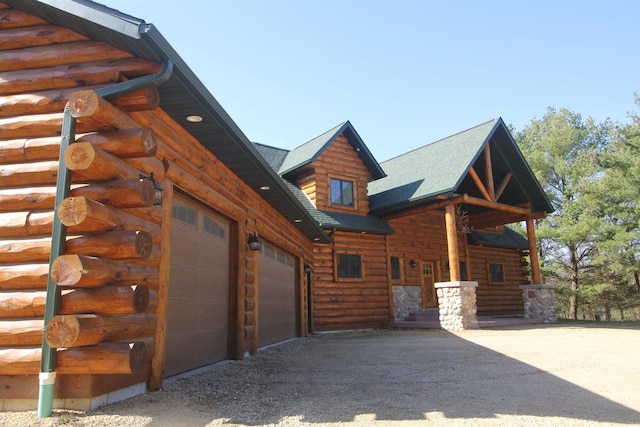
xmin=166 ymin=195 xmax=230 ymax=376
xmin=258 ymin=243 xmax=297 ymax=347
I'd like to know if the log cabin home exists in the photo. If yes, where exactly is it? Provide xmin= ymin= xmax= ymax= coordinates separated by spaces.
xmin=0 ymin=0 xmax=554 ymax=412
xmin=255 ymin=119 xmax=554 ymax=332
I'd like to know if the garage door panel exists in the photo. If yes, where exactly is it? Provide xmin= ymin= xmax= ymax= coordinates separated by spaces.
xmin=166 ymin=298 xmax=196 ymax=333
xmin=195 ymin=300 xmax=227 ymax=330
xmin=258 ymin=244 xmax=296 ymax=347
xmin=164 ymin=336 xmax=194 ymax=375
xmin=166 ymin=195 xmax=230 ymax=376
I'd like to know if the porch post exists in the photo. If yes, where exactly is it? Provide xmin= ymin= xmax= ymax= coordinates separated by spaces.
xmin=444 ymin=204 xmax=460 ymax=281
xmin=436 ymin=203 xmax=478 ymax=330
xmin=521 ymin=219 xmax=557 ymax=323
xmin=526 ymin=219 xmax=541 ymax=284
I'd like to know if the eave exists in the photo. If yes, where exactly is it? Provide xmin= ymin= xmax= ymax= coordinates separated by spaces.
xmin=6 ymin=0 xmax=330 ymax=243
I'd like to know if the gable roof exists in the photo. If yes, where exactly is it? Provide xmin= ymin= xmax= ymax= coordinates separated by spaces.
xmin=7 ymin=0 xmax=330 ymax=243
xmin=255 ymin=142 xmax=394 ymax=235
xmin=278 ymin=121 xmax=386 ymax=180
xmin=368 ymin=118 xmax=553 ymax=215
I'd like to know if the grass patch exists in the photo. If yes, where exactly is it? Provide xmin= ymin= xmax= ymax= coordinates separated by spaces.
xmin=557 ymin=318 xmax=640 ymax=329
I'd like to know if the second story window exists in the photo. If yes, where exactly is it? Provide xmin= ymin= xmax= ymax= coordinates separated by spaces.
xmin=330 ymin=178 xmax=354 ymax=207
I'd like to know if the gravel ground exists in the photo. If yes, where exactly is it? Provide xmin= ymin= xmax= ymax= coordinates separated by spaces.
xmin=1 ymin=323 xmax=639 ymax=427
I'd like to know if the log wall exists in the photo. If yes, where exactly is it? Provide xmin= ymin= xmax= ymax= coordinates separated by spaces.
xmin=0 ymin=3 xmax=315 ymax=404
xmin=295 ymin=135 xmax=372 ymax=214
xmin=312 ymin=231 xmax=389 ymax=330
xmin=385 ymin=206 xmax=527 ymax=316
xmin=0 ymin=3 xmax=164 ymax=401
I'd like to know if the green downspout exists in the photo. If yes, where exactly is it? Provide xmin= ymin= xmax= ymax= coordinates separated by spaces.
xmin=38 ymin=59 xmax=173 ymax=418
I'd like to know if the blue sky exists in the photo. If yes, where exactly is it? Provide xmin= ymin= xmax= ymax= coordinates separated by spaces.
xmin=104 ymin=0 xmax=639 ymax=161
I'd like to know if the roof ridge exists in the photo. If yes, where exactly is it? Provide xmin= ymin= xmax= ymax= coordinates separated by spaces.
xmin=381 ymin=118 xmax=499 ymax=164
xmin=292 ymin=121 xmax=347 ymax=151
xmin=253 ymin=141 xmax=290 ymax=153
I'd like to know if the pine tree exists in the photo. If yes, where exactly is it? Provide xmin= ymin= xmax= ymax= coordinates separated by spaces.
xmin=515 ymin=107 xmax=613 ymax=319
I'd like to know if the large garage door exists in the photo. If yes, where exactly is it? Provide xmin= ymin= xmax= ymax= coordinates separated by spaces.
xmin=258 ymin=243 xmax=297 ymax=347
xmin=166 ymin=195 xmax=230 ymax=376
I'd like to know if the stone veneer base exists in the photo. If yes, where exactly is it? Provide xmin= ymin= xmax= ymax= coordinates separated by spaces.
xmin=435 ymin=281 xmax=479 ymax=331
xmin=392 ymin=285 xmax=422 ymax=320
xmin=519 ymin=284 xmax=558 ymax=323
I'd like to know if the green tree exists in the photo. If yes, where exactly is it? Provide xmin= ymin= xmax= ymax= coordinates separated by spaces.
xmin=515 ymin=107 xmax=613 ymax=319
xmin=587 ymin=95 xmax=640 ymax=318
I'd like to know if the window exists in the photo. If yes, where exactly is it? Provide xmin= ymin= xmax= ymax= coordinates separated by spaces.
xmin=460 ymin=261 xmax=467 ymax=281
xmin=489 ymin=263 xmax=504 ymax=283
xmin=337 ymin=253 xmax=362 ymax=279
xmin=203 ymin=214 xmax=225 ymax=239
xmin=172 ymin=202 xmax=196 ymax=226
xmin=264 ymin=244 xmax=276 ymax=259
xmin=446 ymin=261 xmax=467 ymax=280
xmin=330 ymin=178 xmax=354 ymax=207
xmin=390 ymin=256 xmax=404 ymax=283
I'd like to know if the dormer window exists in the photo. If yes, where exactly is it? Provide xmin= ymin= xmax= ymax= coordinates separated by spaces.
xmin=330 ymin=178 xmax=354 ymax=207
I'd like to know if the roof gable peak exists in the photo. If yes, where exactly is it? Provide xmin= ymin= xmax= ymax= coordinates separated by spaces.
xmin=279 ymin=120 xmax=385 ymax=180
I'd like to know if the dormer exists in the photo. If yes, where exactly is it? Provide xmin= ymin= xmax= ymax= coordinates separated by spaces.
xmin=278 ymin=121 xmax=385 ymax=215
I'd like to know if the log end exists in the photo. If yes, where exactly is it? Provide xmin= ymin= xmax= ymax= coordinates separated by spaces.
xmin=138 ymin=179 xmax=156 ymax=207
xmin=135 ymin=231 xmax=153 ymax=259
xmin=64 ymin=142 xmax=96 ymax=171
xmin=58 ymin=196 xmax=89 ymax=227
xmin=132 ymin=285 xmax=150 ymax=313
xmin=141 ymin=128 xmax=158 ymax=156
xmin=46 ymin=315 xmax=80 ymax=348
xmin=129 ymin=341 xmax=147 ymax=372
xmin=68 ymin=90 xmax=100 ymax=118
xmin=51 ymin=255 xmax=84 ymax=287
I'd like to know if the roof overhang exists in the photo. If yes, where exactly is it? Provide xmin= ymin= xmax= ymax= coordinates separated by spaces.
xmin=7 ymin=0 xmax=330 ymax=243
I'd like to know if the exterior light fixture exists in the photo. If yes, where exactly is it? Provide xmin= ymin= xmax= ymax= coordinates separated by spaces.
xmin=294 ymin=219 xmax=302 ymax=223
xmin=247 ymin=232 xmax=261 ymax=251
xmin=186 ymin=115 xmax=203 ymax=123
xmin=259 ymin=185 xmax=271 ymax=191
xmin=410 ymin=259 xmax=418 ymax=268
xmin=304 ymin=262 xmax=312 ymax=273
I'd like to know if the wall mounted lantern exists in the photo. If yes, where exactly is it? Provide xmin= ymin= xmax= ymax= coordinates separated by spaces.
xmin=248 ymin=232 xmax=261 ymax=251
xmin=410 ymin=259 xmax=418 ymax=268
xmin=304 ymin=262 xmax=312 ymax=273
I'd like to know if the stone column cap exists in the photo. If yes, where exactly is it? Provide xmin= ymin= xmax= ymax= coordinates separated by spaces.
xmin=435 ymin=281 xmax=479 ymax=289
xmin=519 ymin=284 xmax=557 ymax=290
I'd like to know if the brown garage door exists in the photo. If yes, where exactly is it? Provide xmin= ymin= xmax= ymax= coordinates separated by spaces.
xmin=165 ymin=195 xmax=230 ymax=376
xmin=258 ymin=242 xmax=297 ymax=347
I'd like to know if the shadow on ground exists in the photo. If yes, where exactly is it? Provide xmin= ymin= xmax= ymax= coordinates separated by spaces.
xmin=94 ymin=325 xmax=640 ymax=425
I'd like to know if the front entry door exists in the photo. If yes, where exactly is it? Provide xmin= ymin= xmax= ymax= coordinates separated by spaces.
xmin=420 ymin=261 xmax=437 ymax=307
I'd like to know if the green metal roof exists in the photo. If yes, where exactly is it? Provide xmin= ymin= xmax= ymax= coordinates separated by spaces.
xmin=467 ymin=227 xmax=529 ymax=250
xmin=368 ymin=118 xmax=554 ymax=215
xmin=278 ymin=121 xmax=386 ymax=180
xmin=255 ymin=143 xmax=393 ymax=235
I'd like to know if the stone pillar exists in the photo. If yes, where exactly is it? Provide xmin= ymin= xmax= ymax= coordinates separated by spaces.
xmin=519 ymin=284 xmax=558 ymax=323
xmin=435 ymin=281 xmax=479 ymax=330
xmin=392 ymin=286 xmax=422 ymax=321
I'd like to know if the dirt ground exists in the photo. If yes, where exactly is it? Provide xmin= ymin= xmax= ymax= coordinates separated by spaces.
xmin=2 ymin=323 xmax=639 ymax=427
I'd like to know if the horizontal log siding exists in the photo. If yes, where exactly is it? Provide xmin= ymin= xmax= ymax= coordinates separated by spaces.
xmin=312 ymin=232 xmax=389 ymax=330
xmin=0 ymin=4 xmax=314 ymax=401
xmin=385 ymin=206 xmax=527 ymax=316
xmin=0 ymin=7 xmax=163 ymax=400
xmin=468 ymin=245 xmax=526 ymax=315
xmin=295 ymin=169 xmax=317 ymax=207
xmin=306 ymin=135 xmax=371 ymax=215
xmin=385 ymin=209 xmax=450 ymax=286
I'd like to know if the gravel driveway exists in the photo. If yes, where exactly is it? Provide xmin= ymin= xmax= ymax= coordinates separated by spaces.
xmin=2 ymin=323 xmax=639 ymax=426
